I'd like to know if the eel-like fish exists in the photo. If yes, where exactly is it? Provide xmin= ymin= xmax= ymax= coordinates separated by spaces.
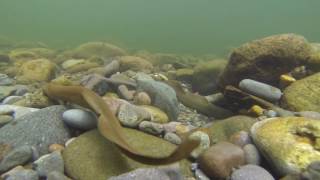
xmin=44 ymin=83 xmax=200 ymax=165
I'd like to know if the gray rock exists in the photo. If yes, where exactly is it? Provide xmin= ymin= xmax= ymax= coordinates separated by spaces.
xmin=62 ymin=109 xmax=97 ymax=130
xmin=33 ymin=151 xmax=64 ymax=177
xmin=0 ymin=74 xmax=13 ymax=86
xmin=0 ymin=105 xmax=71 ymax=156
xmin=164 ymin=132 xmax=182 ymax=145
xmin=1 ymin=96 xmax=23 ymax=105
xmin=0 ymin=115 xmax=13 ymax=127
xmin=138 ymin=121 xmax=164 ymax=135
xmin=230 ymin=164 xmax=275 ymax=180
xmin=81 ymin=74 xmax=110 ymax=96
xmin=243 ymin=144 xmax=261 ymax=165
xmin=137 ymin=79 xmax=179 ymax=121
xmin=47 ymin=171 xmax=71 ymax=180
xmin=0 ymin=146 xmax=33 ymax=173
xmin=0 ymin=86 xmax=16 ymax=101
xmin=0 ymin=105 xmax=39 ymax=119
xmin=194 ymin=168 xmax=210 ymax=180
xmin=1 ymin=166 xmax=39 ymax=180
xmin=239 ymin=79 xmax=282 ymax=102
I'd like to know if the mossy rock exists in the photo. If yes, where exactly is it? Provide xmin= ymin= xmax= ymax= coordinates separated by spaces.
xmin=207 ymin=115 xmax=257 ymax=144
xmin=175 ymin=68 xmax=194 ymax=82
xmin=63 ymin=129 xmax=192 ymax=180
xmin=308 ymin=43 xmax=320 ymax=71
xmin=281 ymin=72 xmax=320 ymax=112
xmin=9 ymin=49 xmax=39 ymax=61
xmin=218 ymin=34 xmax=313 ymax=88
xmin=192 ymin=60 xmax=227 ymax=95
xmin=119 ymin=56 xmax=153 ymax=73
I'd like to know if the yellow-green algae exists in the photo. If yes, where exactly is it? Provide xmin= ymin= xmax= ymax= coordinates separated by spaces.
xmin=251 ymin=117 xmax=320 ymax=176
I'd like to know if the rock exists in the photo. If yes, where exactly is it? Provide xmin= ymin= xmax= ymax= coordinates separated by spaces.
xmin=9 ymin=49 xmax=39 ymax=61
xmin=102 ymin=96 xmax=129 ymax=115
xmin=16 ymin=58 xmax=56 ymax=83
xmin=138 ymin=121 xmax=164 ymax=135
xmin=0 ymin=74 xmax=13 ymax=85
xmin=0 ymin=105 xmax=71 ymax=156
xmin=93 ymin=59 xmax=120 ymax=77
xmin=47 ymin=171 xmax=71 ymax=180
xmin=0 ymin=145 xmax=33 ymax=173
xmin=192 ymin=60 xmax=227 ymax=95
xmin=218 ymin=34 xmax=313 ymax=88
xmin=230 ymin=164 xmax=275 ymax=180
xmin=1 ymin=96 xmax=23 ymax=105
xmin=194 ymin=168 xmax=210 ymax=180
xmin=264 ymin=110 xmax=278 ymax=118
xmin=64 ymin=42 xmax=126 ymax=59
xmin=109 ymin=164 xmax=183 ymax=180
xmin=0 ymin=115 xmax=13 ymax=127
xmin=48 ymin=144 xmax=65 ymax=153
xmin=118 ymin=103 xmax=151 ymax=128
xmin=62 ymin=109 xmax=97 ymax=130
xmin=61 ymin=59 xmax=85 ymax=69
xmin=12 ymin=90 xmax=51 ymax=108
xmin=198 ymin=141 xmax=245 ymax=179
xmin=175 ymin=68 xmax=194 ymax=82
xmin=63 ymin=129 xmax=192 ymax=180
xmin=229 ymin=131 xmax=252 ymax=148
xmin=282 ymin=72 xmax=320 ymax=112
xmin=65 ymin=61 xmax=99 ymax=73
xmin=189 ymin=131 xmax=210 ymax=159
xmin=140 ymin=105 xmax=169 ymax=124
xmin=0 ymin=105 xmax=39 ymax=119
xmin=33 ymin=151 xmax=64 ymax=177
xmin=163 ymin=122 xmax=182 ymax=134
xmin=250 ymin=117 xmax=320 ymax=176
xmin=239 ymin=79 xmax=283 ymax=102
xmin=81 ymin=74 xmax=110 ymax=96
xmin=133 ymin=92 xmax=152 ymax=105
xmin=1 ymin=166 xmax=39 ymax=180
xmin=296 ymin=111 xmax=320 ymax=120
xmin=309 ymin=43 xmax=320 ymax=72
xmin=119 ymin=56 xmax=153 ymax=73
xmin=137 ymin=79 xmax=179 ymax=121
xmin=0 ymin=54 xmax=10 ymax=63
xmin=118 ymin=85 xmax=134 ymax=100
xmin=206 ymin=115 xmax=257 ymax=144
xmin=243 ymin=144 xmax=261 ymax=165
xmin=164 ymin=132 xmax=182 ymax=145
xmin=0 ymin=144 xmax=12 ymax=162
xmin=302 ymin=161 xmax=320 ymax=180
xmin=13 ymin=85 xmax=29 ymax=96
xmin=0 ymin=86 xmax=16 ymax=101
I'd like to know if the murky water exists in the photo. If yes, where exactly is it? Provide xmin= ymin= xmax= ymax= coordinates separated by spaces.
xmin=0 ymin=0 xmax=319 ymax=55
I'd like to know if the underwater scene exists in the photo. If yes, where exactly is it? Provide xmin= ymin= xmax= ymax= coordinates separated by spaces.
xmin=0 ymin=0 xmax=320 ymax=180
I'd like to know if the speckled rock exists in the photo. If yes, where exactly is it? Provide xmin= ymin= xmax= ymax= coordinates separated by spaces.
xmin=282 ymin=72 xmax=320 ymax=112
xmin=0 ymin=105 xmax=71 ymax=156
xmin=164 ymin=132 xmax=182 ymax=145
xmin=0 ymin=105 xmax=39 ymax=119
xmin=62 ymin=109 xmax=97 ymax=130
xmin=137 ymin=79 xmax=179 ymax=121
xmin=198 ymin=141 xmax=245 ymax=179
xmin=118 ymin=103 xmax=151 ymax=128
xmin=218 ymin=34 xmax=313 ymax=88
xmin=243 ymin=144 xmax=261 ymax=165
xmin=33 ymin=151 xmax=64 ymax=177
xmin=1 ymin=166 xmax=39 ymax=180
xmin=140 ymin=105 xmax=169 ymax=124
xmin=63 ymin=129 xmax=192 ymax=180
xmin=0 ymin=115 xmax=13 ymax=127
xmin=138 ymin=121 xmax=164 ymax=135
xmin=239 ymin=79 xmax=282 ymax=102
xmin=250 ymin=117 xmax=320 ymax=176
xmin=0 ymin=145 xmax=33 ymax=173
xmin=119 ymin=56 xmax=153 ymax=73
xmin=189 ymin=131 xmax=210 ymax=159
xmin=16 ymin=58 xmax=56 ymax=83
xmin=230 ymin=165 xmax=275 ymax=180
xmin=13 ymin=90 xmax=51 ymax=108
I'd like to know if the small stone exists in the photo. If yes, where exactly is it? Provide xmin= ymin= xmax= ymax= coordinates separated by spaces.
xmin=239 ymin=79 xmax=282 ymax=102
xmin=0 ymin=115 xmax=13 ymax=127
xmin=33 ymin=151 xmax=64 ymax=177
xmin=164 ymin=132 xmax=182 ymax=145
xmin=231 ymin=164 xmax=275 ymax=180
xmin=141 ymin=105 xmax=169 ymax=124
xmin=138 ymin=121 xmax=164 ymax=135
xmin=62 ymin=109 xmax=97 ymax=130
xmin=118 ymin=85 xmax=134 ymax=100
xmin=243 ymin=144 xmax=261 ymax=165
xmin=48 ymin=144 xmax=65 ymax=153
xmin=163 ymin=122 xmax=182 ymax=133
xmin=189 ymin=131 xmax=210 ymax=159
xmin=1 ymin=166 xmax=39 ymax=180
xmin=81 ymin=74 xmax=110 ymax=96
xmin=118 ymin=104 xmax=151 ymax=128
xmin=1 ymin=96 xmax=23 ymax=105
xmin=280 ymin=74 xmax=296 ymax=87
xmin=133 ymin=92 xmax=152 ymax=105
xmin=175 ymin=124 xmax=191 ymax=135
xmin=198 ymin=141 xmax=245 ymax=179
xmin=0 ymin=145 xmax=33 ymax=173
xmin=264 ymin=110 xmax=278 ymax=118
xmin=248 ymin=105 xmax=264 ymax=116
xmin=47 ymin=171 xmax=72 ymax=180
xmin=229 ymin=131 xmax=252 ymax=147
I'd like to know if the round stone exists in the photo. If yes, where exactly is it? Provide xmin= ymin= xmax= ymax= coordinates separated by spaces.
xmin=62 ymin=109 xmax=97 ymax=130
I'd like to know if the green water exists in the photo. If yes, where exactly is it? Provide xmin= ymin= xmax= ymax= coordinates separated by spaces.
xmin=0 ymin=0 xmax=319 ymax=55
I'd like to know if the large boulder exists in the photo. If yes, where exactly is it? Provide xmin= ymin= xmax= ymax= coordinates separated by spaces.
xmin=250 ymin=117 xmax=320 ymax=176
xmin=63 ymin=129 xmax=191 ymax=180
xmin=281 ymin=72 xmax=320 ymax=112
xmin=218 ymin=34 xmax=313 ymax=88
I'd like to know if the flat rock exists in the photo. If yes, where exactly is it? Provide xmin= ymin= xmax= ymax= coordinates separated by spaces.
xmin=0 ymin=105 xmax=71 ymax=156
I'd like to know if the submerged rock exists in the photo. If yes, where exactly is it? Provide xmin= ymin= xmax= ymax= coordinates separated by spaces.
xmin=250 ymin=117 xmax=320 ymax=176
xmin=119 ymin=56 xmax=153 ymax=73
xmin=230 ymin=164 xmax=275 ymax=180
xmin=218 ymin=34 xmax=313 ymax=88
xmin=62 ymin=109 xmax=97 ymax=130
xmin=0 ymin=145 xmax=33 ymax=173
